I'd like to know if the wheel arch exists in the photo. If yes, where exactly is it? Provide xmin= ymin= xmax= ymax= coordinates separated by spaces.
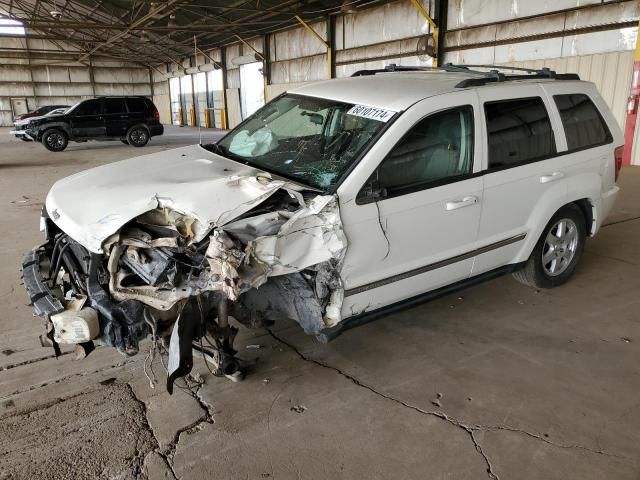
xmin=127 ymin=123 xmax=150 ymax=134
xmin=38 ymin=122 xmax=71 ymax=141
xmin=513 ymin=175 xmax=600 ymax=264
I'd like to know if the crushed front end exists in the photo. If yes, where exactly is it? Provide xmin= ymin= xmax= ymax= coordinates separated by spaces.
xmin=22 ymin=183 xmax=347 ymax=392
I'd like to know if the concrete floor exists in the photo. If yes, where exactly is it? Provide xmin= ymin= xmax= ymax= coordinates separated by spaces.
xmin=1 ymin=125 xmax=639 ymax=480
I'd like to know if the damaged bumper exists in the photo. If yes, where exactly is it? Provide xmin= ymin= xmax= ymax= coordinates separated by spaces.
xmin=10 ymin=129 xmax=34 ymax=140
xmin=23 ymin=181 xmax=348 ymax=392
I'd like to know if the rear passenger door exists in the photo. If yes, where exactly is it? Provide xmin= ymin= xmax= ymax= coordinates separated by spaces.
xmin=104 ymin=98 xmax=128 ymax=138
xmin=125 ymin=97 xmax=148 ymax=130
xmin=473 ymin=85 xmax=570 ymax=275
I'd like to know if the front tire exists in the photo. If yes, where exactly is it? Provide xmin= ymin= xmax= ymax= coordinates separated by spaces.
xmin=41 ymin=129 xmax=68 ymax=152
xmin=120 ymin=139 xmax=129 ymax=145
xmin=126 ymin=126 xmax=149 ymax=147
xmin=513 ymin=204 xmax=586 ymax=289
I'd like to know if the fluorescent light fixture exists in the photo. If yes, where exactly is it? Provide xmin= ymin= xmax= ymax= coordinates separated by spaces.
xmin=232 ymin=54 xmax=261 ymax=66
xmin=198 ymin=63 xmax=217 ymax=72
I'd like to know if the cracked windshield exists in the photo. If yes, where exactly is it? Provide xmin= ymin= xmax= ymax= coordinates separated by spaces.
xmin=209 ymin=94 xmax=393 ymax=189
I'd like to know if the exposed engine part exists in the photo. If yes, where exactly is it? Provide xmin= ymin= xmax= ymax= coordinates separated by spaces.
xmin=23 ymin=186 xmax=348 ymax=392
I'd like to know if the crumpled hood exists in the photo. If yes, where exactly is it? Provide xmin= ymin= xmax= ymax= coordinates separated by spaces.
xmin=45 ymin=144 xmax=290 ymax=253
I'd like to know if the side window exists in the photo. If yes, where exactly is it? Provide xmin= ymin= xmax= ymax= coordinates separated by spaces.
xmin=369 ymin=105 xmax=474 ymax=198
xmin=104 ymin=98 xmax=126 ymax=115
xmin=553 ymin=94 xmax=612 ymax=151
xmin=126 ymin=98 xmax=147 ymax=113
xmin=485 ymin=97 xmax=555 ymax=169
xmin=73 ymin=99 xmax=101 ymax=116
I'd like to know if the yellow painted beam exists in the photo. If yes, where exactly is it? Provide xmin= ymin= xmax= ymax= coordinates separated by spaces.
xmin=295 ymin=15 xmax=332 ymax=78
xmin=294 ymin=15 xmax=329 ymax=48
xmin=234 ymin=35 xmax=265 ymax=61
xmin=196 ymin=47 xmax=222 ymax=69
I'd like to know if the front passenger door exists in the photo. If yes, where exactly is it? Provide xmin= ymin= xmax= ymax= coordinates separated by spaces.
xmin=339 ymin=92 xmax=484 ymax=316
xmin=70 ymin=99 xmax=105 ymax=138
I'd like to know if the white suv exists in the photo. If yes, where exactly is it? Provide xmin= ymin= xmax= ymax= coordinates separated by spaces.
xmin=23 ymin=65 xmax=622 ymax=389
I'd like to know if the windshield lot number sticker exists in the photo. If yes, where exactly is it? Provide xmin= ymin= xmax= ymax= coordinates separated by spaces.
xmin=347 ymin=105 xmax=395 ymax=122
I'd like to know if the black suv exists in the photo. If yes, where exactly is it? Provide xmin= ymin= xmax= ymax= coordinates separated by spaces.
xmin=25 ymin=96 xmax=164 ymax=152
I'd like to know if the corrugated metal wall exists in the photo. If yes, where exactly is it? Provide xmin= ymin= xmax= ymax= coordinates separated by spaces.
xmin=0 ymin=36 xmax=153 ymax=126
xmin=505 ymin=52 xmax=634 ymax=130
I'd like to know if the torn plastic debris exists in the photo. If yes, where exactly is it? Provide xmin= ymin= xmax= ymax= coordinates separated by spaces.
xmin=25 ymin=178 xmax=348 ymax=391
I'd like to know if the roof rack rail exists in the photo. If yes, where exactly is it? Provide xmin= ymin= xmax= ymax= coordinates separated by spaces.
xmin=442 ymin=63 xmax=580 ymax=87
xmin=350 ymin=62 xmax=580 ymax=86
xmin=351 ymin=63 xmax=435 ymax=77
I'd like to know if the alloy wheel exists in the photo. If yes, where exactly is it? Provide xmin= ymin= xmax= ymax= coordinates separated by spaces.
xmin=46 ymin=132 xmax=65 ymax=149
xmin=130 ymin=129 xmax=147 ymax=145
xmin=541 ymin=218 xmax=579 ymax=276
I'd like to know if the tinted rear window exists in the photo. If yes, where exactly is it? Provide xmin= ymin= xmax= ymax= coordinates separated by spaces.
xmin=126 ymin=98 xmax=147 ymax=113
xmin=105 ymin=98 xmax=126 ymax=114
xmin=485 ymin=97 xmax=555 ymax=169
xmin=553 ymin=94 xmax=611 ymax=151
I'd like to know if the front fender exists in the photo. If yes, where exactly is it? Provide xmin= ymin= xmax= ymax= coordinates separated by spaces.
xmin=35 ymin=122 xmax=72 ymax=141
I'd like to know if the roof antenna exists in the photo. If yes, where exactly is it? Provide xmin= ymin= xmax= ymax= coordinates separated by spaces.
xmin=194 ymin=34 xmax=202 ymax=146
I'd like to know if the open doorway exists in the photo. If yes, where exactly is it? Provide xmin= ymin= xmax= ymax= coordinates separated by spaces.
xmin=169 ymin=77 xmax=182 ymax=125
xmin=239 ymin=62 xmax=264 ymax=119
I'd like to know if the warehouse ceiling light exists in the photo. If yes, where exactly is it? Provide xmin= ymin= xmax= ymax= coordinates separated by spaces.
xmin=0 ymin=17 xmax=25 ymax=35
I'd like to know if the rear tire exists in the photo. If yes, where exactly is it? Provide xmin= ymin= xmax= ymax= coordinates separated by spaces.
xmin=121 ymin=139 xmax=129 ymax=145
xmin=513 ymin=204 xmax=586 ymax=289
xmin=41 ymin=129 xmax=68 ymax=152
xmin=126 ymin=126 xmax=149 ymax=147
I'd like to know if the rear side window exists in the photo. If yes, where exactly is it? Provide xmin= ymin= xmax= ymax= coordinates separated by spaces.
xmin=105 ymin=98 xmax=126 ymax=115
xmin=553 ymin=94 xmax=612 ymax=151
xmin=485 ymin=97 xmax=555 ymax=169
xmin=126 ymin=98 xmax=147 ymax=113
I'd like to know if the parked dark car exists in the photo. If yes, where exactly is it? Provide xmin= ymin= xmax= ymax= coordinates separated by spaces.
xmin=14 ymin=105 xmax=69 ymax=121
xmin=23 ymin=96 xmax=164 ymax=152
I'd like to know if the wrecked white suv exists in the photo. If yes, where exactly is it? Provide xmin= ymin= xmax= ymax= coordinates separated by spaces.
xmin=22 ymin=65 xmax=622 ymax=391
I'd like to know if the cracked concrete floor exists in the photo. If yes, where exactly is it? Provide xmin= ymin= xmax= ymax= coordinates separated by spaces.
xmin=1 ymin=127 xmax=640 ymax=479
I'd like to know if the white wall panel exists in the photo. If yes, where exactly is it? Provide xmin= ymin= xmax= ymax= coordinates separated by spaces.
xmin=271 ymin=55 xmax=327 ymax=84
xmin=272 ymin=22 xmax=326 ymax=62
xmin=0 ymin=66 xmax=31 ymax=82
xmin=34 ymin=83 xmax=93 ymax=97
xmin=336 ymin=0 xmax=433 ymax=50
xmin=337 ymin=55 xmax=433 ymax=78
xmin=265 ymin=82 xmax=310 ymax=102
xmin=447 ymin=0 xmax=604 ymax=30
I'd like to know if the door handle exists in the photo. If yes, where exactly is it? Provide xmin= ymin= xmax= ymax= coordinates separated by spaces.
xmin=540 ymin=172 xmax=565 ymax=183
xmin=120 ymin=115 xmax=129 ymax=119
xmin=445 ymin=196 xmax=478 ymax=211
